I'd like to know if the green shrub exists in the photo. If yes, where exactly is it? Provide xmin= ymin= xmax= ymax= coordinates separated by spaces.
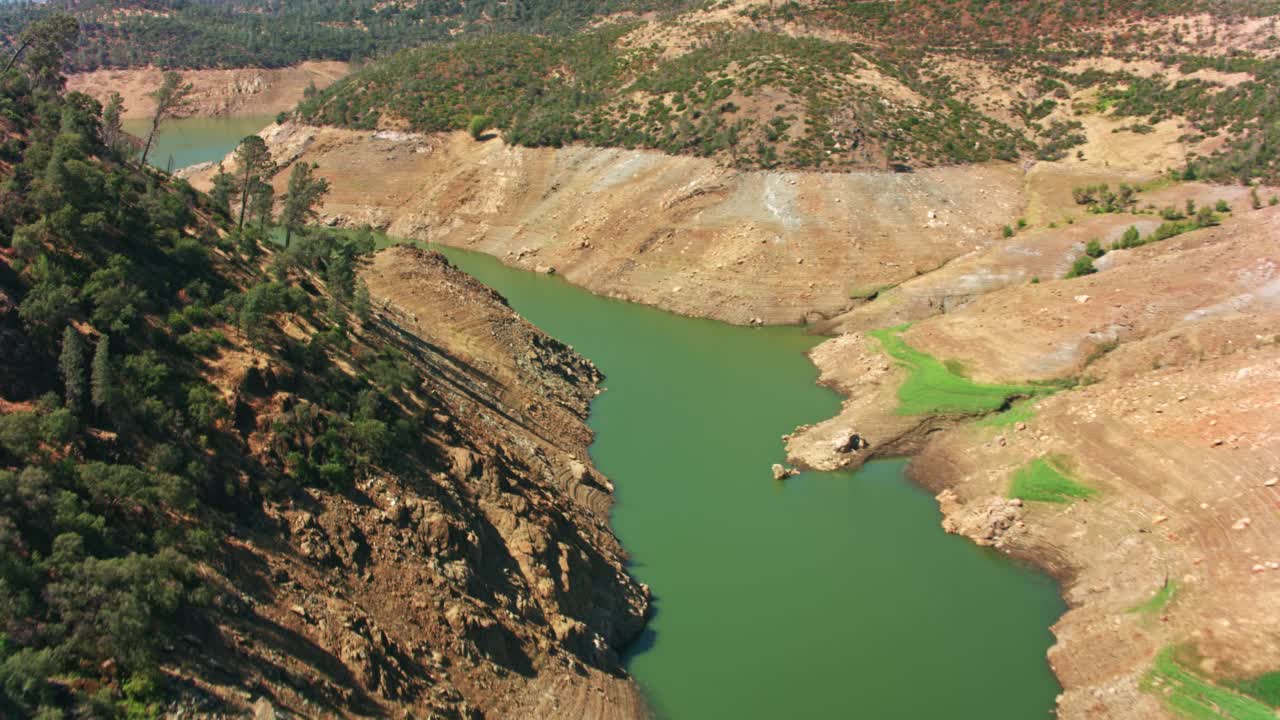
xmin=1065 ymin=255 xmax=1097 ymax=278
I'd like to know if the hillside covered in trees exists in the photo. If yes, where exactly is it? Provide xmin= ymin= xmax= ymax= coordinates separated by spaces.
xmin=0 ymin=0 xmax=694 ymax=71
xmin=1 ymin=15 xmax=648 ymax=718
xmin=287 ymin=0 xmax=1280 ymax=178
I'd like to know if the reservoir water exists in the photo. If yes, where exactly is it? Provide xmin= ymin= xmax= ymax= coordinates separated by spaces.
xmin=437 ymin=247 xmax=1065 ymax=719
xmin=166 ymin=117 xmax=1066 ymax=719
xmin=123 ymin=115 xmax=275 ymax=171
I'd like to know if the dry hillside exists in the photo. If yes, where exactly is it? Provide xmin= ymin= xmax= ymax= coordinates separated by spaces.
xmin=65 ymin=61 xmax=349 ymax=120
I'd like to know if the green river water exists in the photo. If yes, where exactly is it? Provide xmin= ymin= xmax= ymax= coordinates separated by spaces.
xmin=170 ymin=119 xmax=1066 ymax=719
xmin=123 ymin=115 xmax=275 ymax=171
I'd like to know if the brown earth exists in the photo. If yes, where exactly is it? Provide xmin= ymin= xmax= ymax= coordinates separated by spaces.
xmin=177 ymin=246 xmax=649 ymax=719
xmin=187 ymin=122 xmax=1024 ymax=326
xmin=787 ymin=203 xmax=1280 ymax=719
xmin=65 ymin=61 xmax=348 ymax=120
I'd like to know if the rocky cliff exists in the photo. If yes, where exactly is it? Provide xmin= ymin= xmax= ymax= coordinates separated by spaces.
xmin=188 ymin=246 xmax=652 ymax=718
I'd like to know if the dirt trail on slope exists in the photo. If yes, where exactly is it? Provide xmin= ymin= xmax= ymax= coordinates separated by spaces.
xmin=187 ymin=123 xmax=1025 ymax=325
xmin=66 ymin=61 xmax=348 ymax=119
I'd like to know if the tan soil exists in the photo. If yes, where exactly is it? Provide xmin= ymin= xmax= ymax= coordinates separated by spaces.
xmin=181 ymin=246 xmax=649 ymax=718
xmin=65 ymin=61 xmax=349 ymax=120
xmin=187 ymin=123 xmax=1026 ymax=326
xmin=787 ymin=204 xmax=1280 ymax=719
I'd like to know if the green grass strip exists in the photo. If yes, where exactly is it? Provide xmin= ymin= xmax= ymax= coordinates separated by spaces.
xmin=867 ymin=325 xmax=1046 ymax=416
xmin=976 ymin=399 xmax=1037 ymax=428
xmin=1128 ymin=581 xmax=1177 ymax=615
xmin=1143 ymin=648 xmax=1277 ymax=720
xmin=1008 ymin=457 xmax=1096 ymax=503
xmin=1228 ymin=672 xmax=1280 ymax=709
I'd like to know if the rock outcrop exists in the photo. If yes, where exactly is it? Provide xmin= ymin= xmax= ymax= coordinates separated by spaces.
xmin=185 ymin=246 xmax=651 ymax=718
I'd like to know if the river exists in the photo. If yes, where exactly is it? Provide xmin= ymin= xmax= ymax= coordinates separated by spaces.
xmin=166 ymin=117 xmax=1066 ymax=719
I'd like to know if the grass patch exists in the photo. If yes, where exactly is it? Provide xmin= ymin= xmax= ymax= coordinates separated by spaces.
xmin=976 ymin=399 xmax=1037 ymax=428
xmin=1129 ymin=581 xmax=1177 ymax=615
xmin=1229 ymin=672 xmax=1280 ymax=708
xmin=867 ymin=324 xmax=1045 ymax=416
xmin=1143 ymin=647 xmax=1277 ymax=720
xmin=1008 ymin=457 xmax=1096 ymax=503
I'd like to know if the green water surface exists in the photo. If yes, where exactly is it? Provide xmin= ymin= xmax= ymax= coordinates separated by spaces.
xmin=123 ymin=115 xmax=274 ymax=171
xmin=437 ymin=247 xmax=1065 ymax=720
xmin=158 ymin=126 xmax=1066 ymax=719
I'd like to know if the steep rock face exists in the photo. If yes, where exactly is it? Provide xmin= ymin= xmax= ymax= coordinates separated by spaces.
xmin=185 ymin=247 xmax=649 ymax=719
xmin=186 ymin=123 xmax=1024 ymax=325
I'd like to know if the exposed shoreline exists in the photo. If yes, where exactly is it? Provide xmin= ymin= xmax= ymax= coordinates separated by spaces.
xmin=65 ymin=61 xmax=348 ymax=120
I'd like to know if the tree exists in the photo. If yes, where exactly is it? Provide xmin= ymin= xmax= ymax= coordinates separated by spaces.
xmin=208 ymin=164 xmax=235 ymax=217
xmin=280 ymin=162 xmax=329 ymax=248
xmin=90 ymin=334 xmax=117 ymax=418
xmin=232 ymin=135 xmax=273 ymax=230
xmin=4 ymin=13 xmax=79 ymax=91
xmin=353 ymin=280 xmax=372 ymax=323
xmin=59 ymin=326 xmax=86 ymax=412
xmin=249 ymin=178 xmax=275 ymax=231
xmin=139 ymin=72 xmax=194 ymax=168
xmin=101 ymin=92 xmax=125 ymax=155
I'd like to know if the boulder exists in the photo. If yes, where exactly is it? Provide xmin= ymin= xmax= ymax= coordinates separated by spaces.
xmin=831 ymin=430 xmax=868 ymax=454
xmin=771 ymin=464 xmax=798 ymax=481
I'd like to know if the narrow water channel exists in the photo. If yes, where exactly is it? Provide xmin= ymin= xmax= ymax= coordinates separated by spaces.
xmin=163 ymin=118 xmax=1066 ymax=719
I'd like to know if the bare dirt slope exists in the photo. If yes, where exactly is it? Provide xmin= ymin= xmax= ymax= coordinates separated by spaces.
xmin=787 ymin=204 xmax=1280 ymax=719
xmin=189 ymin=123 xmax=1024 ymax=325
xmin=189 ymin=246 xmax=649 ymax=719
xmin=66 ymin=61 xmax=348 ymax=119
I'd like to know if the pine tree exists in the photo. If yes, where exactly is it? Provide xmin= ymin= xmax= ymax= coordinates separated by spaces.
xmin=326 ymin=251 xmax=354 ymax=302
xmin=280 ymin=162 xmax=329 ymax=248
xmin=90 ymin=334 xmax=115 ymax=416
xmin=249 ymin=178 xmax=275 ymax=231
xmin=209 ymin=163 xmax=235 ymax=217
xmin=4 ymin=13 xmax=79 ymax=90
xmin=101 ymin=92 xmax=124 ymax=155
xmin=233 ymin=135 xmax=273 ymax=230
xmin=353 ymin=280 xmax=372 ymax=323
xmin=140 ymin=71 xmax=194 ymax=168
xmin=59 ymin=326 xmax=86 ymax=412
